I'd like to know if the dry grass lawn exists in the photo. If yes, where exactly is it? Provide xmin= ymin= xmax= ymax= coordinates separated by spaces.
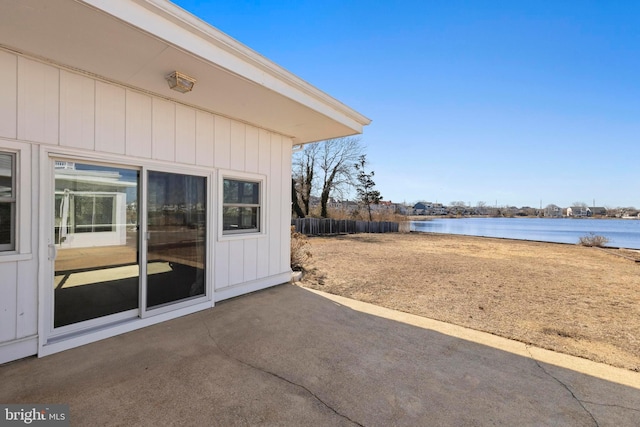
xmin=298 ymin=232 xmax=640 ymax=372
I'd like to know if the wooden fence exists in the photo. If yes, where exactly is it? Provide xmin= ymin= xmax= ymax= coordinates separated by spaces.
xmin=291 ymin=218 xmax=400 ymax=235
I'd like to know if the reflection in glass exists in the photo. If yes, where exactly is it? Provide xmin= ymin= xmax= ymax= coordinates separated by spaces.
xmin=0 ymin=153 xmax=14 ymax=249
xmin=74 ymin=195 xmax=115 ymax=233
xmin=0 ymin=153 xmax=13 ymax=198
xmin=223 ymin=206 xmax=258 ymax=231
xmin=147 ymin=171 xmax=206 ymax=308
xmin=54 ymin=162 xmax=139 ymax=328
xmin=0 ymin=203 xmax=12 ymax=246
xmin=222 ymin=179 xmax=260 ymax=233
xmin=223 ymin=179 xmax=259 ymax=204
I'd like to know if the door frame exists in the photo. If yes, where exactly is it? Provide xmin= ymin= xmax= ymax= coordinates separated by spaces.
xmin=139 ymin=164 xmax=212 ymax=319
xmin=38 ymin=146 xmax=215 ymax=356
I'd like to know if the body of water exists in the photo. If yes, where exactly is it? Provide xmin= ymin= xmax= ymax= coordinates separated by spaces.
xmin=410 ymin=217 xmax=640 ymax=249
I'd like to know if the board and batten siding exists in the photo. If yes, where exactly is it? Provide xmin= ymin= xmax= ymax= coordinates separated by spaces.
xmin=0 ymin=50 xmax=293 ymax=362
xmin=213 ymin=119 xmax=293 ymax=299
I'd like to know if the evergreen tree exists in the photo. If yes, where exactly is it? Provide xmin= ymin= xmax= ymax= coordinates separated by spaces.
xmin=354 ymin=154 xmax=382 ymax=221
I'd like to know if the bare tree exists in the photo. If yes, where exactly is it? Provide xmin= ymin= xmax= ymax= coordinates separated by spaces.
xmin=475 ymin=201 xmax=488 ymax=215
xmin=292 ymin=143 xmax=319 ymax=216
xmin=291 ymin=178 xmax=305 ymax=218
xmin=449 ymin=201 xmax=467 ymax=214
xmin=317 ymin=137 xmax=363 ymax=218
xmin=292 ymin=137 xmax=362 ymax=218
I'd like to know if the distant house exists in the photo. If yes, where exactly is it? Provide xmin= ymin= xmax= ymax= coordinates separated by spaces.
xmin=544 ymin=205 xmax=563 ymax=218
xmin=371 ymin=200 xmax=395 ymax=213
xmin=432 ymin=203 xmax=447 ymax=215
xmin=567 ymin=206 xmax=592 ymax=217
xmin=590 ymin=207 xmax=607 ymax=217
xmin=326 ymin=197 xmax=344 ymax=210
xmin=621 ymin=209 xmax=640 ymax=219
xmin=393 ymin=203 xmax=411 ymax=215
xmin=518 ymin=206 xmax=538 ymax=216
xmin=448 ymin=204 xmax=469 ymax=215
xmin=412 ymin=202 xmax=446 ymax=216
xmin=412 ymin=202 xmax=429 ymax=215
xmin=339 ymin=200 xmax=359 ymax=213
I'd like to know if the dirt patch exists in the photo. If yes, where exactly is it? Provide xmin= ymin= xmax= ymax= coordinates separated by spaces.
xmin=298 ymin=232 xmax=640 ymax=371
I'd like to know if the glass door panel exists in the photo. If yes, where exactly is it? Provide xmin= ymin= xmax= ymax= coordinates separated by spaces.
xmin=54 ymin=162 xmax=139 ymax=328
xmin=147 ymin=171 xmax=206 ymax=309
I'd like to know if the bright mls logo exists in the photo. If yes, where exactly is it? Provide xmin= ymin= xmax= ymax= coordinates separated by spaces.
xmin=0 ymin=405 xmax=69 ymax=426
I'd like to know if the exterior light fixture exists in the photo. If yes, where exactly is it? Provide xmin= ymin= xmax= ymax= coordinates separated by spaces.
xmin=165 ymin=71 xmax=196 ymax=93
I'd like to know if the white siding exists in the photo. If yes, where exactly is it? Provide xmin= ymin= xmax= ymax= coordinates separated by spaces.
xmin=245 ymin=126 xmax=259 ymax=173
xmin=257 ymin=129 xmax=271 ymax=278
xmin=243 ymin=238 xmax=258 ymax=282
xmin=1 ymin=50 xmax=296 ymax=361
xmin=214 ymin=241 xmax=230 ymax=288
xmin=0 ymin=50 xmax=17 ymax=139
xmin=195 ymin=111 xmax=214 ymax=168
xmin=228 ymin=240 xmax=244 ymax=286
xmin=268 ymin=135 xmax=283 ymax=275
xmin=60 ymin=71 xmax=95 ymax=150
xmin=213 ymin=114 xmax=232 ymax=290
xmin=16 ymin=260 xmax=38 ymax=337
xmin=95 ymin=82 xmax=126 ymax=154
xmin=229 ymin=121 xmax=245 ymax=171
xmin=0 ymin=135 xmax=38 ymax=361
xmin=175 ymin=105 xmax=196 ymax=165
xmin=125 ymin=90 xmax=152 ymax=159
xmin=17 ymin=57 xmax=59 ymax=145
xmin=213 ymin=126 xmax=292 ymax=291
xmin=152 ymin=98 xmax=176 ymax=162
xmin=213 ymin=116 xmax=231 ymax=169
xmin=280 ymin=138 xmax=293 ymax=273
xmin=0 ymin=263 xmax=18 ymax=342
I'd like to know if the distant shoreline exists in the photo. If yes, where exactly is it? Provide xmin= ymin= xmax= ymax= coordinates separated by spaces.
xmin=407 ymin=216 xmax=640 ymax=250
xmin=407 ymin=230 xmax=640 ymax=251
xmin=406 ymin=215 xmax=638 ymax=221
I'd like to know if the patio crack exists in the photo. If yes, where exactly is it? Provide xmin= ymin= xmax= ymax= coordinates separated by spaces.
xmin=580 ymin=401 xmax=640 ymax=413
xmin=525 ymin=346 xmax=599 ymax=427
xmin=202 ymin=321 xmax=364 ymax=427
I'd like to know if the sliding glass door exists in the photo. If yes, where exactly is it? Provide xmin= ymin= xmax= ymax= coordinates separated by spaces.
xmin=53 ymin=162 xmax=139 ymax=328
xmin=52 ymin=159 xmax=208 ymax=331
xmin=146 ymin=171 xmax=206 ymax=309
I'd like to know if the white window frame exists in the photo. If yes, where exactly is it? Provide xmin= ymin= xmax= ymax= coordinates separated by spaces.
xmin=219 ymin=170 xmax=266 ymax=239
xmin=0 ymin=139 xmax=31 ymax=260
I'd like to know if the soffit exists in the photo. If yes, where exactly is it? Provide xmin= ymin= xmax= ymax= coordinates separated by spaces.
xmin=0 ymin=0 xmax=370 ymax=144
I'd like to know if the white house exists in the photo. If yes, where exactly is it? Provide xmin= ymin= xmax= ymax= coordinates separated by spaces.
xmin=0 ymin=0 xmax=370 ymax=364
xmin=566 ymin=206 xmax=591 ymax=217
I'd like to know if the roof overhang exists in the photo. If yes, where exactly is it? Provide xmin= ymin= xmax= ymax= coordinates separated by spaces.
xmin=0 ymin=0 xmax=370 ymax=144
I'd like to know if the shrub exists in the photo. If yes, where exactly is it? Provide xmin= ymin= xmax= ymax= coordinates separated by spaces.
xmin=578 ymin=233 xmax=610 ymax=247
xmin=291 ymin=226 xmax=312 ymax=271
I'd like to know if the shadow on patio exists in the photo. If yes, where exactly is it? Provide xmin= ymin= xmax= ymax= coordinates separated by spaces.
xmin=1 ymin=284 xmax=639 ymax=426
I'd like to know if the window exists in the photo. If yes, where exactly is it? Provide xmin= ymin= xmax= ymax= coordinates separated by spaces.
xmin=73 ymin=195 xmax=116 ymax=233
xmin=223 ymin=178 xmax=260 ymax=234
xmin=0 ymin=152 xmax=15 ymax=251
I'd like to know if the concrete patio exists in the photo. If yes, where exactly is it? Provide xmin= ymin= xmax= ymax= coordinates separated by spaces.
xmin=1 ymin=284 xmax=639 ymax=426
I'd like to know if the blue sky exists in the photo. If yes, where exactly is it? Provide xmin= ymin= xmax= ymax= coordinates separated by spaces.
xmin=173 ymin=0 xmax=639 ymax=208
